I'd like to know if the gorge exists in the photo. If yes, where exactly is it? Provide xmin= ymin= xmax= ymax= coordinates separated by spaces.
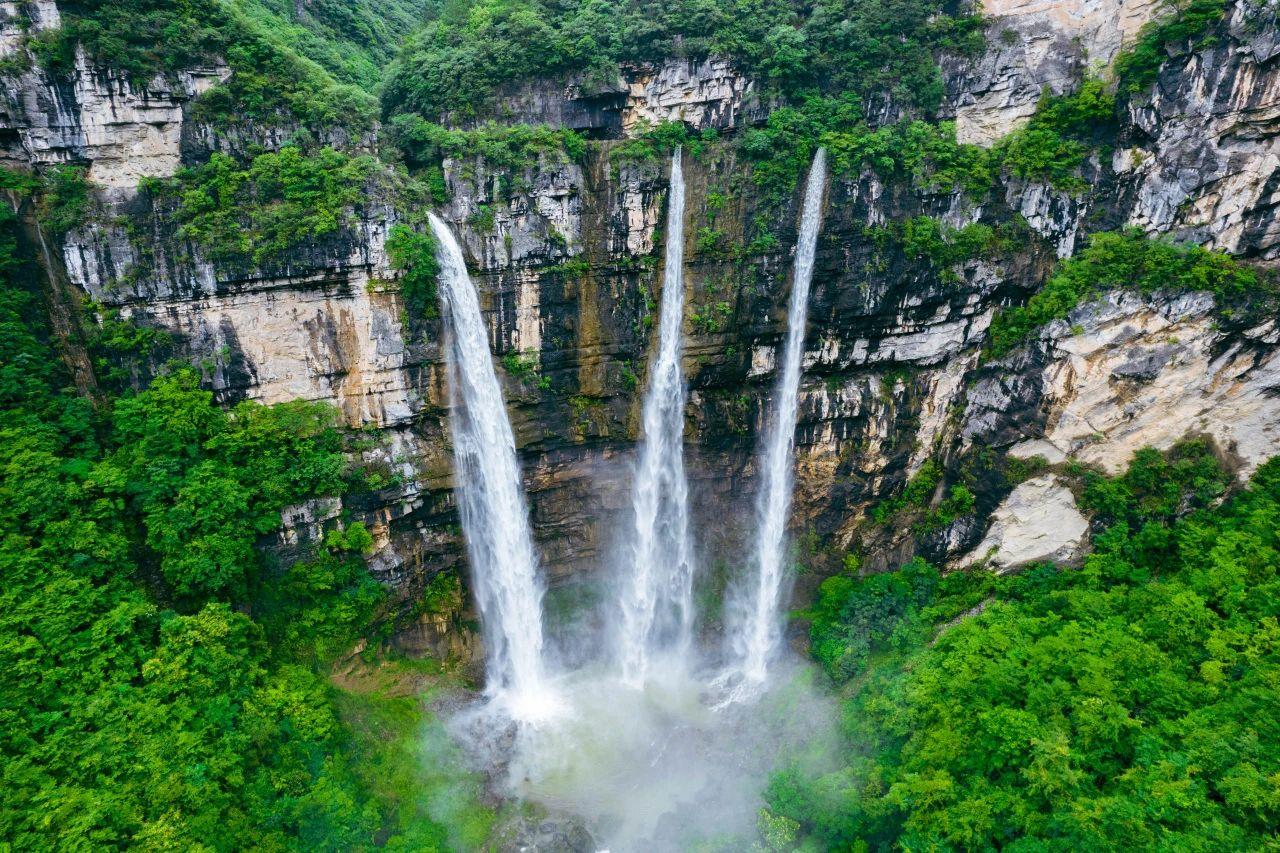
xmin=435 ymin=147 xmax=834 ymax=849
xmin=3 ymin=0 xmax=1280 ymax=849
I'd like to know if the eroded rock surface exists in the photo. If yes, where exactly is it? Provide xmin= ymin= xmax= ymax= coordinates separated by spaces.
xmin=945 ymin=0 xmax=1162 ymax=145
xmin=959 ymin=474 xmax=1090 ymax=570
xmin=5 ymin=0 xmax=1280 ymax=639
xmin=1120 ymin=0 xmax=1280 ymax=259
xmin=463 ymin=57 xmax=755 ymax=139
xmin=964 ymin=291 xmax=1280 ymax=482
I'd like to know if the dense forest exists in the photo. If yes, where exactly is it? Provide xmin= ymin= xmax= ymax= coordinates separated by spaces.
xmin=2 ymin=0 xmax=1278 ymax=849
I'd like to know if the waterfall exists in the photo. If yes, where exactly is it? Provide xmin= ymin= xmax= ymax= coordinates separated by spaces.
xmin=733 ymin=148 xmax=827 ymax=685
xmin=616 ymin=148 xmax=696 ymax=686
xmin=428 ymin=213 xmax=556 ymax=720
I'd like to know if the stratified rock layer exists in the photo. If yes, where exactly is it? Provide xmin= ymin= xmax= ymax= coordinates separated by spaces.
xmin=4 ymin=0 xmax=1280 ymax=648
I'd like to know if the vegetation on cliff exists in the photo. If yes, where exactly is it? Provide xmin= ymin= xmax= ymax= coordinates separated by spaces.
xmin=1115 ymin=0 xmax=1228 ymax=95
xmin=5 ymin=0 xmax=1274 ymax=848
xmin=31 ymin=0 xmax=406 ymax=127
xmin=145 ymin=146 xmax=380 ymax=267
xmin=987 ymin=229 xmax=1271 ymax=358
xmin=381 ymin=0 xmax=983 ymax=121
xmin=0 ymin=175 xmax=483 ymax=848
xmin=773 ymin=441 xmax=1280 ymax=848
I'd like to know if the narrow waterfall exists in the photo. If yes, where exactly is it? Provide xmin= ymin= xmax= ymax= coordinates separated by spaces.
xmin=734 ymin=148 xmax=827 ymax=684
xmin=617 ymin=148 xmax=695 ymax=686
xmin=428 ymin=213 xmax=555 ymax=719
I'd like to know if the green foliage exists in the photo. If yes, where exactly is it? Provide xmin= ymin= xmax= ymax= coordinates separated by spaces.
xmin=987 ymin=229 xmax=1268 ymax=358
xmin=993 ymin=79 xmax=1117 ymax=190
xmin=254 ymin=523 xmax=384 ymax=664
xmin=774 ymin=444 xmax=1280 ymax=849
xmin=233 ymin=0 xmax=433 ymax=92
xmin=692 ymin=300 xmax=734 ymax=333
xmin=386 ymin=224 xmax=440 ymax=320
xmin=469 ymin=204 xmax=496 ymax=233
xmin=916 ymin=482 xmax=976 ymax=533
xmin=899 ymin=216 xmax=1000 ymax=280
xmin=84 ymin=302 xmax=173 ymax=389
xmin=871 ymin=459 xmax=942 ymax=524
xmin=152 ymin=146 xmax=377 ymax=267
xmin=46 ymin=0 xmax=377 ymax=128
xmin=37 ymin=165 xmax=91 ymax=236
xmin=1115 ymin=0 xmax=1227 ymax=95
xmin=381 ymin=0 xmax=983 ymax=122
xmin=103 ymin=369 xmax=348 ymax=599
xmin=1079 ymin=438 xmax=1231 ymax=535
xmin=389 ymin=114 xmax=586 ymax=175
xmin=333 ymin=664 xmax=497 ymax=850
xmin=0 ymin=194 xmax=465 ymax=847
xmin=610 ymin=120 xmax=714 ymax=163
xmin=807 ymin=557 xmax=943 ymax=681
xmin=743 ymin=101 xmax=996 ymax=205
xmin=743 ymin=79 xmax=1119 ymax=206
xmin=502 ymin=348 xmax=540 ymax=381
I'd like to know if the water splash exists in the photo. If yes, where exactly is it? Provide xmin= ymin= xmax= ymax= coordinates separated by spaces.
xmin=730 ymin=148 xmax=827 ymax=687
xmin=428 ymin=213 xmax=558 ymax=721
xmin=616 ymin=149 xmax=696 ymax=686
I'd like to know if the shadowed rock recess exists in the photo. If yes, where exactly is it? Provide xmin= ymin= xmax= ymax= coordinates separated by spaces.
xmin=5 ymin=0 xmax=1280 ymax=657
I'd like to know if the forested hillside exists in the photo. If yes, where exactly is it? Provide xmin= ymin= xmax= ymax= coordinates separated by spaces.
xmin=1 ymin=0 xmax=1278 ymax=849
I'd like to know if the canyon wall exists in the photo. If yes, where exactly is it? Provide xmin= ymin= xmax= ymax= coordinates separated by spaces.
xmin=4 ymin=0 xmax=1280 ymax=650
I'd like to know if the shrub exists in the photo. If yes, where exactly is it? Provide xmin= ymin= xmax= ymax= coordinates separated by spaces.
xmin=987 ymin=229 xmax=1267 ymax=358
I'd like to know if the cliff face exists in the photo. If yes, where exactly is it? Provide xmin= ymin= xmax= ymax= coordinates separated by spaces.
xmin=6 ymin=0 xmax=1280 ymax=648
xmin=1119 ymin=0 xmax=1280 ymax=258
xmin=943 ymin=0 xmax=1162 ymax=145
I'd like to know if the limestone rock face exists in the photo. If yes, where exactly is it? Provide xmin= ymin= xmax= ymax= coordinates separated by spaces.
xmin=945 ymin=0 xmax=1162 ymax=146
xmin=0 ymin=2 xmax=229 ymax=190
xmin=63 ymin=191 xmax=420 ymax=425
xmin=963 ymin=290 xmax=1280 ymax=478
xmin=959 ymin=474 xmax=1090 ymax=570
xmin=619 ymin=57 xmax=753 ymax=135
xmin=1120 ymin=0 xmax=1280 ymax=259
xmin=465 ymin=57 xmax=755 ymax=139
xmin=7 ymin=0 xmax=1280 ymax=628
xmin=1040 ymin=294 xmax=1280 ymax=476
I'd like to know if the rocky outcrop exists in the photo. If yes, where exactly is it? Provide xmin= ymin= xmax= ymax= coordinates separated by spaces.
xmin=0 ymin=1 xmax=229 ymax=189
xmin=959 ymin=474 xmax=1090 ymax=570
xmin=963 ymin=291 xmax=1280 ymax=479
xmin=619 ymin=57 xmax=754 ymax=135
xmin=468 ymin=57 xmax=756 ymax=139
xmin=62 ymin=188 xmax=422 ymax=425
xmin=0 ymin=1 xmax=359 ymax=190
xmin=1119 ymin=0 xmax=1280 ymax=260
xmin=944 ymin=0 xmax=1162 ymax=145
xmin=6 ymin=0 xmax=1280 ymax=649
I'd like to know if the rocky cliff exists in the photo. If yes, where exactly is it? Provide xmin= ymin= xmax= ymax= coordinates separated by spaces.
xmin=5 ymin=0 xmax=1280 ymax=653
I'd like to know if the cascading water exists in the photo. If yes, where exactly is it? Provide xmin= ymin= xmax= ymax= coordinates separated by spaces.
xmin=440 ymin=159 xmax=844 ymax=852
xmin=616 ymin=148 xmax=696 ymax=686
xmin=428 ymin=212 xmax=557 ymax=720
xmin=731 ymin=148 xmax=827 ymax=685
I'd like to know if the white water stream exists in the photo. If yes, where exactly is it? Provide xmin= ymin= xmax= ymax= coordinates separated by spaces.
xmin=615 ymin=148 xmax=696 ymax=686
xmin=429 ymin=212 xmax=558 ymax=721
xmin=730 ymin=148 xmax=828 ymax=686
xmin=431 ymin=148 xmax=835 ymax=850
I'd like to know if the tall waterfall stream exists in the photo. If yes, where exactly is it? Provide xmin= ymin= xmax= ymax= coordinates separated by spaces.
xmin=429 ymin=212 xmax=558 ymax=721
xmin=730 ymin=147 xmax=828 ymax=688
xmin=433 ymin=151 xmax=836 ymax=851
xmin=616 ymin=148 xmax=696 ymax=687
